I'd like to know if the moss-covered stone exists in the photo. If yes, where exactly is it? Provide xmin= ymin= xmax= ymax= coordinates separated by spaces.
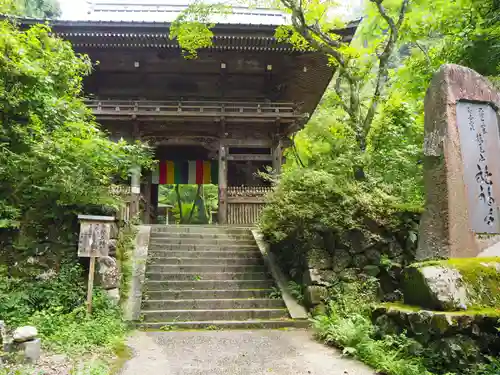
xmin=403 ymin=257 xmax=500 ymax=311
xmin=372 ymin=303 xmax=500 ymax=348
xmin=372 ymin=303 xmax=500 ymax=374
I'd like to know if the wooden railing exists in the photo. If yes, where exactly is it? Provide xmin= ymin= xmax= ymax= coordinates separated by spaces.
xmin=85 ymin=100 xmax=302 ymax=120
xmin=227 ymin=186 xmax=272 ymax=225
xmin=109 ymin=185 xmax=154 ymax=223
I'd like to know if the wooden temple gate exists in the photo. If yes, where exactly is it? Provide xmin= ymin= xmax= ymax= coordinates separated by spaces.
xmin=25 ymin=9 xmax=356 ymax=225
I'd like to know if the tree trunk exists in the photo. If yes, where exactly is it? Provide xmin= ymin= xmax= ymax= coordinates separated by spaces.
xmin=187 ymin=184 xmax=202 ymax=223
xmin=175 ymin=184 xmax=183 ymax=223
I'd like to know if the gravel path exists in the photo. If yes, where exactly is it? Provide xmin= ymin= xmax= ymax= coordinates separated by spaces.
xmin=120 ymin=330 xmax=375 ymax=375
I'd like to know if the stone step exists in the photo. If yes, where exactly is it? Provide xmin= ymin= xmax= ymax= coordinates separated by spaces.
xmin=142 ymin=298 xmax=285 ymax=310
xmin=147 ymin=264 xmax=267 ymax=273
xmin=146 ymin=272 xmax=270 ymax=281
xmin=148 ymin=244 xmax=258 ymax=251
xmin=141 ymin=308 xmax=289 ymax=322
xmin=145 ymin=280 xmax=275 ymax=291
xmin=144 ymin=289 xmax=274 ymax=300
xmin=151 ymin=233 xmax=254 ymax=240
xmin=139 ymin=319 xmax=310 ymax=330
xmin=148 ymin=250 xmax=261 ymax=258
xmin=149 ymin=238 xmax=256 ymax=246
xmin=151 ymin=226 xmax=251 ymax=234
xmin=147 ymin=257 xmax=264 ymax=266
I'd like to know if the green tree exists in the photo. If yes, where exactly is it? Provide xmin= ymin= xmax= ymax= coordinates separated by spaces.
xmin=1 ymin=0 xmax=61 ymax=18
xmin=171 ymin=0 xmax=414 ymax=177
xmin=0 ymin=20 xmax=151 ymax=248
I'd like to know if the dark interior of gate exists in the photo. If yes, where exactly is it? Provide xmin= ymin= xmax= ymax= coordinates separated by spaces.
xmin=40 ymin=19 xmax=357 ymax=225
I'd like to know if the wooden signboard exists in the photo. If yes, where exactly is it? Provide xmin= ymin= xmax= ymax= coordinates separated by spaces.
xmin=77 ymin=215 xmax=115 ymax=314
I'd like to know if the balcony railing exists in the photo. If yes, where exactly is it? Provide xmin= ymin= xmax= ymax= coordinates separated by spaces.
xmin=85 ymin=100 xmax=303 ymax=121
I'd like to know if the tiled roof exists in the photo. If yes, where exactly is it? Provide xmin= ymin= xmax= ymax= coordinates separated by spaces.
xmin=82 ymin=1 xmax=289 ymax=25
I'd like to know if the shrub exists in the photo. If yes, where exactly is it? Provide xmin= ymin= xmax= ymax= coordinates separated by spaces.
xmin=0 ymin=263 xmax=127 ymax=355
xmin=259 ymin=168 xmax=420 ymax=281
xmin=311 ymin=279 xmax=433 ymax=375
xmin=29 ymin=290 xmax=127 ymax=354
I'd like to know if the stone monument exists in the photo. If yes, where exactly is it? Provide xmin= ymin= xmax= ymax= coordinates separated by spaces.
xmin=417 ymin=64 xmax=500 ymax=260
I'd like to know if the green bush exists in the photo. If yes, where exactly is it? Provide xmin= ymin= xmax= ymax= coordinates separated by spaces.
xmin=260 ymin=167 xmax=420 ymax=280
xmin=312 ymin=279 xmax=432 ymax=375
xmin=29 ymin=290 xmax=127 ymax=354
xmin=0 ymin=263 xmax=85 ymax=327
xmin=0 ymin=263 xmax=127 ymax=355
xmin=312 ymin=277 xmax=500 ymax=375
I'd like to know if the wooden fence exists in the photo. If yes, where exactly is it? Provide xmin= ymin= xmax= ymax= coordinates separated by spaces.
xmin=110 ymin=185 xmax=154 ymax=223
xmin=226 ymin=186 xmax=272 ymax=225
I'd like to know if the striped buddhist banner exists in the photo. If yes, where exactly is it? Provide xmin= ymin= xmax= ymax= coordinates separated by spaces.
xmin=152 ymin=160 xmax=218 ymax=185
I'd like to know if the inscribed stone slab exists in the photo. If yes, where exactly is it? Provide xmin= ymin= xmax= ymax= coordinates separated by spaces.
xmin=456 ymin=102 xmax=500 ymax=233
xmin=417 ymin=64 xmax=500 ymax=260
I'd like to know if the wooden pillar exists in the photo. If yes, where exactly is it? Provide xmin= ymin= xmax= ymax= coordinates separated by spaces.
xmin=218 ymin=142 xmax=228 ymax=225
xmin=272 ymin=139 xmax=283 ymax=176
xmin=130 ymin=123 xmax=141 ymax=221
xmin=143 ymin=175 xmax=152 ymax=224
xmin=150 ymin=183 xmax=159 ymax=224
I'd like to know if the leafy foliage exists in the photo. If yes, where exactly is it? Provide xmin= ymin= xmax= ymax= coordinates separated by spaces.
xmin=0 ymin=263 xmax=127 ymax=355
xmin=287 ymin=281 xmax=306 ymax=304
xmin=312 ymin=278 xmax=432 ymax=375
xmin=1 ymin=0 xmax=61 ymax=18
xmin=159 ymin=184 xmax=218 ymax=224
xmin=0 ymin=18 xmax=149 ymax=372
xmin=116 ymin=223 xmax=137 ymax=305
xmin=169 ymin=0 xmax=230 ymax=58
xmin=0 ymin=21 xmax=151 ymax=249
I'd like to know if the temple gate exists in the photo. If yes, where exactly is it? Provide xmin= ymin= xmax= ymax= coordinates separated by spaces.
xmin=23 ymin=2 xmax=357 ymax=225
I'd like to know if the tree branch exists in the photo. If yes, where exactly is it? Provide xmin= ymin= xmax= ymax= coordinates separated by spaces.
xmin=362 ymin=0 xmax=410 ymax=138
xmin=333 ymin=73 xmax=351 ymax=115
xmin=281 ymin=0 xmax=348 ymax=68
xmin=415 ymin=40 xmax=432 ymax=66
xmin=291 ymin=133 xmax=305 ymax=168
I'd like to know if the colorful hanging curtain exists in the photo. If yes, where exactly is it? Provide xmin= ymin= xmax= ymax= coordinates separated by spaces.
xmin=152 ymin=160 xmax=218 ymax=185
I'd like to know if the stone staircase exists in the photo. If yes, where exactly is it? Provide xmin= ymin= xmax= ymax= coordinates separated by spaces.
xmin=140 ymin=225 xmax=306 ymax=329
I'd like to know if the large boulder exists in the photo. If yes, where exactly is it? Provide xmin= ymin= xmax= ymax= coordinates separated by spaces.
xmin=97 ymin=256 xmax=120 ymax=290
xmin=306 ymin=247 xmax=332 ymax=270
xmin=403 ymin=258 xmax=500 ymax=311
xmin=331 ymin=249 xmax=351 ymax=272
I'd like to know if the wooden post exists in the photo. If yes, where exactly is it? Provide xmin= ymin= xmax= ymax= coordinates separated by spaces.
xmin=272 ymin=139 xmax=283 ymax=175
xmin=130 ymin=164 xmax=141 ymax=220
xmin=87 ymin=256 xmax=96 ymax=314
xmin=130 ymin=123 xmax=141 ymax=221
xmin=218 ymin=143 xmax=228 ymax=224
xmin=143 ymin=175 xmax=152 ymax=224
xmin=151 ymin=183 xmax=159 ymax=224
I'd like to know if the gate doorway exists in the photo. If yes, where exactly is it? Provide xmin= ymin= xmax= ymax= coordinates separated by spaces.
xmin=141 ymin=143 xmax=278 ymax=226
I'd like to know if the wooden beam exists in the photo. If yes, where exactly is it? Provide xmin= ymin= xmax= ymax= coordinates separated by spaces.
xmin=94 ymin=115 xmax=297 ymax=124
xmin=227 ymin=197 xmax=266 ymax=204
xmin=221 ymin=139 xmax=272 ymax=148
xmin=227 ymin=154 xmax=272 ymax=161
